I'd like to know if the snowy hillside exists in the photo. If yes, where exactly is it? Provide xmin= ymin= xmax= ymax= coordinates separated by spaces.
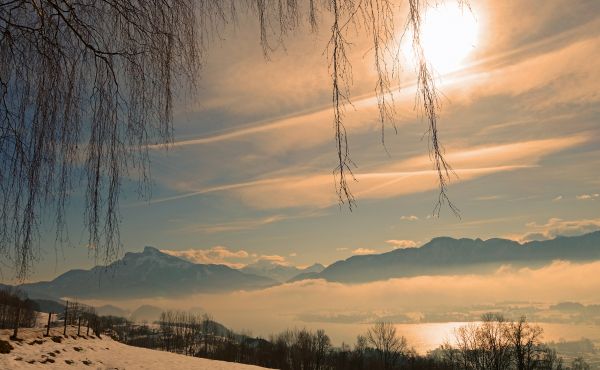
xmin=0 ymin=327 xmax=271 ymax=370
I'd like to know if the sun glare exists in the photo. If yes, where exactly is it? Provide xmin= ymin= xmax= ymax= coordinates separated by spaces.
xmin=405 ymin=3 xmax=479 ymax=74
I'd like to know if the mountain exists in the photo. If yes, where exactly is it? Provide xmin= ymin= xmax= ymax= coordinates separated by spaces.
xmin=130 ymin=304 xmax=163 ymax=323
xmin=96 ymin=304 xmax=130 ymax=318
xmin=240 ymin=261 xmax=325 ymax=283
xmin=19 ymin=247 xmax=277 ymax=299
xmin=32 ymin=298 xmax=65 ymax=313
xmin=300 ymin=231 xmax=600 ymax=283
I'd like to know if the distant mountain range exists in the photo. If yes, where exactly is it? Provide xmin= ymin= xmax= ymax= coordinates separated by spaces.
xmin=240 ymin=260 xmax=325 ymax=283
xmin=304 ymin=231 xmax=600 ymax=283
xmin=17 ymin=247 xmax=277 ymax=300
xmin=5 ymin=231 xmax=600 ymax=299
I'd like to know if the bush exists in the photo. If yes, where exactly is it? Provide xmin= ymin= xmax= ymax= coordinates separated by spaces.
xmin=0 ymin=339 xmax=14 ymax=354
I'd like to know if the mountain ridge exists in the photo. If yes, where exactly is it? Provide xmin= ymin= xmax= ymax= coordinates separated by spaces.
xmin=309 ymin=231 xmax=600 ymax=283
xmin=7 ymin=231 xmax=600 ymax=298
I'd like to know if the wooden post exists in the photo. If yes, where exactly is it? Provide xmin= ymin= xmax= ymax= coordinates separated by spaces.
xmin=10 ymin=306 xmax=21 ymax=340
xmin=77 ymin=316 xmax=82 ymax=336
xmin=86 ymin=317 xmax=90 ymax=336
xmin=46 ymin=312 xmax=52 ymax=336
xmin=63 ymin=301 xmax=69 ymax=336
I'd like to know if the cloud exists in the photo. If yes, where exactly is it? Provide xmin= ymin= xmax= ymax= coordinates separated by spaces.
xmin=474 ymin=195 xmax=502 ymax=201
xmin=162 ymin=246 xmax=250 ymax=268
xmin=155 ymin=136 xmax=573 ymax=211
xmin=552 ymin=195 xmax=563 ymax=202
xmin=386 ymin=240 xmax=419 ymax=249
xmin=451 ymin=32 xmax=600 ymax=110
xmin=400 ymin=215 xmax=419 ymax=221
xmin=352 ymin=248 xmax=377 ymax=255
xmin=336 ymin=247 xmax=348 ymax=252
xmin=259 ymin=255 xmax=288 ymax=264
xmin=226 ymin=136 xmax=583 ymax=209
xmin=162 ymin=247 xmax=297 ymax=268
xmin=520 ymin=218 xmax=600 ymax=242
xmin=176 ymin=215 xmax=286 ymax=234
xmin=576 ymin=193 xmax=599 ymax=200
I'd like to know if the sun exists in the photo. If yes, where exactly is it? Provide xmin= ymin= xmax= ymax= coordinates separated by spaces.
xmin=406 ymin=3 xmax=479 ymax=74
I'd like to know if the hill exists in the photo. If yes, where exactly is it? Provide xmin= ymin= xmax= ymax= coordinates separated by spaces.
xmin=0 ymin=327 xmax=270 ymax=369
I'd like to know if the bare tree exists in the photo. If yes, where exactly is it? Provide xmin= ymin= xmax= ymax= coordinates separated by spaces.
xmin=570 ymin=357 xmax=591 ymax=370
xmin=509 ymin=316 xmax=544 ymax=370
xmin=366 ymin=321 xmax=409 ymax=370
xmin=1 ymin=0 xmax=462 ymax=278
xmin=444 ymin=315 xmax=565 ymax=370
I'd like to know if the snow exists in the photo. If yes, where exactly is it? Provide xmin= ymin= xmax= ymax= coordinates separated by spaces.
xmin=1 ymin=326 xmax=272 ymax=370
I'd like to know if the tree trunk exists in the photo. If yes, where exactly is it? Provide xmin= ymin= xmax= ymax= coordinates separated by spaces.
xmin=77 ymin=316 xmax=82 ymax=336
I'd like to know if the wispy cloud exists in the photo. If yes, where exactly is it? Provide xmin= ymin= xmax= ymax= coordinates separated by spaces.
xmin=150 ymin=136 xmax=584 ymax=210
xmin=352 ymin=248 xmax=377 ymax=255
xmin=576 ymin=193 xmax=599 ymax=200
xmin=259 ymin=255 xmax=288 ymax=264
xmin=520 ymin=218 xmax=600 ymax=242
xmin=229 ymin=137 xmax=582 ymax=209
xmin=162 ymin=246 xmax=250 ymax=268
xmin=474 ymin=195 xmax=502 ymax=201
xmin=177 ymin=215 xmax=286 ymax=234
xmin=386 ymin=240 xmax=419 ymax=249
xmin=162 ymin=246 xmax=296 ymax=268
xmin=400 ymin=215 xmax=419 ymax=221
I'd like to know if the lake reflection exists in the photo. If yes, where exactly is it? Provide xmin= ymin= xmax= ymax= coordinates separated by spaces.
xmin=288 ymin=321 xmax=600 ymax=354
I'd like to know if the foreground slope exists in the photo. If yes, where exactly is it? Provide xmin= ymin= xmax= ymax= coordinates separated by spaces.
xmin=0 ymin=327 xmax=270 ymax=370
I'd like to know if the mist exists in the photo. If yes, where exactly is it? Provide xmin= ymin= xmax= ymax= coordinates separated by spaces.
xmin=82 ymin=260 xmax=600 ymax=346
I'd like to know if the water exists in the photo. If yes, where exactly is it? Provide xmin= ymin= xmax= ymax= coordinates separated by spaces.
xmin=226 ymin=318 xmax=600 ymax=353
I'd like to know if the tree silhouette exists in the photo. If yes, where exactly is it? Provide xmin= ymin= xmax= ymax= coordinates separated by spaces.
xmin=1 ymin=0 xmax=463 ymax=277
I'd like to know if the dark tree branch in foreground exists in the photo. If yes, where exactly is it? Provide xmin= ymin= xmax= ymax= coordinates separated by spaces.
xmin=1 ymin=0 xmax=461 ymax=278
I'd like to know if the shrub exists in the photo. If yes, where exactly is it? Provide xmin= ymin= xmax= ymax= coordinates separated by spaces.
xmin=0 ymin=340 xmax=14 ymax=354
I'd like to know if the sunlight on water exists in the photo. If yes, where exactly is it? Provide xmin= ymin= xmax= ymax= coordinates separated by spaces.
xmin=282 ymin=322 xmax=600 ymax=354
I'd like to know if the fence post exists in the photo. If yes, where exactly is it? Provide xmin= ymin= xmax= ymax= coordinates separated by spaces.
xmin=46 ymin=312 xmax=52 ymax=336
xmin=10 ymin=306 xmax=21 ymax=340
xmin=63 ymin=301 xmax=69 ymax=336
xmin=78 ymin=316 xmax=82 ymax=336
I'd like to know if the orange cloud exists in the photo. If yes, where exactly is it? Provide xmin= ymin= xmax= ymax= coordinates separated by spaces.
xmin=162 ymin=246 xmax=250 ymax=268
xmin=386 ymin=240 xmax=419 ymax=249
xmin=520 ymin=218 xmax=600 ymax=242
xmin=352 ymin=248 xmax=377 ymax=255
xmin=229 ymin=136 xmax=583 ymax=209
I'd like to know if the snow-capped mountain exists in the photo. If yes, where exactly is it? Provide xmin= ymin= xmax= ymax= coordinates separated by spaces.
xmin=19 ymin=247 xmax=277 ymax=299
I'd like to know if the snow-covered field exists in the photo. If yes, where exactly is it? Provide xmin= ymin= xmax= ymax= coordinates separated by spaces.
xmin=1 ymin=326 xmax=271 ymax=369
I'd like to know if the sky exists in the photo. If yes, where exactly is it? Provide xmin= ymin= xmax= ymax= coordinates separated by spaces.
xmin=12 ymin=0 xmax=600 ymax=282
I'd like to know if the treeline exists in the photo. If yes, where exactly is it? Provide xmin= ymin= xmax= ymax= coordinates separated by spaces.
xmin=103 ymin=311 xmax=592 ymax=370
xmin=0 ymin=288 xmax=38 ymax=330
